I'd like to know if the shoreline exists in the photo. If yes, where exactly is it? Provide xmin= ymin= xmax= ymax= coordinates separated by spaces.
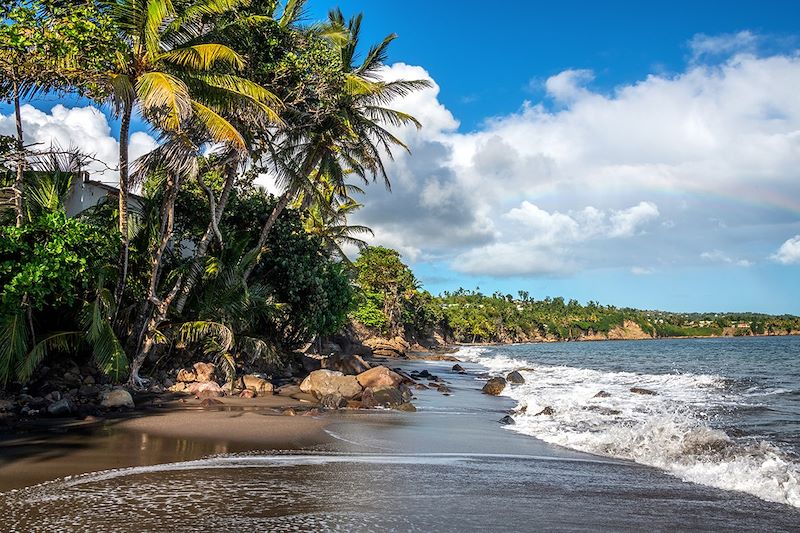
xmin=2 ymin=353 xmax=800 ymax=530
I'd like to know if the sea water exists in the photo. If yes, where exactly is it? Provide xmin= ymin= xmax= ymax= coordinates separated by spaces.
xmin=457 ymin=336 xmax=800 ymax=507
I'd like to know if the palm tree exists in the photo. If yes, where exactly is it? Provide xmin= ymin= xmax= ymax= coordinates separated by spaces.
xmin=240 ymin=9 xmax=431 ymax=282
xmin=106 ymin=0 xmax=282 ymax=303
xmin=297 ymin=175 xmax=373 ymax=265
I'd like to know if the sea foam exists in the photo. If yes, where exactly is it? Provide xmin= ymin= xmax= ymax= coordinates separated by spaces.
xmin=456 ymin=345 xmax=800 ymax=508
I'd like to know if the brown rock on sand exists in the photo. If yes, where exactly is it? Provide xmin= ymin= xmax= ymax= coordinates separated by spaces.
xmin=356 ymin=366 xmax=404 ymax=389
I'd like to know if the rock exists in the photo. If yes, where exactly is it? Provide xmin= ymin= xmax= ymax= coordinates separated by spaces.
xmin=200 ymin=398 xmax=224 ymax=406
xmin=535 ymin=406 xmax=555 ymax=416
xmin=482 ymin=377 xmax=507 ymax=396
xmin=371 ymin=387 xmax=405 ymax=408
xmin=45 ymin=391 xmax=61 ymax=402
xmin=506 ymin=371 xmax=525 ymax=384
xmin=189 ymin=381 xmax=224 ymax=398
xmin=363 ymin=336 xmax=410 ymax=358
xmin=395 ymin=402 xmax=417 ymax=412
xmin=356 ymin=366 xmax=404 ymax=390
xmin=47 ymin=398 xmax=74 ymax=416
xmin=83 ymin=375 xmax=95 ymax=385
xmin=630 ymin=387 xmax=657 ymax=396
xmin=414 ymin=383 xmax=429 ymax=390
xmin=321 ymin=341 xmax=344 ymax=355
xmin=320 ymin=393 xmax=345 ymax=409
xmin=452 ymin=364 xmax=466 ymax=373
xmin=282 ymin=408 xmax=297 ymax=416
xmin=168 ymin=382 xmax=188 ymax=393
xmin=499 ymin=415 xmax=515 ymax=425
xmin=325 ymin=353 xmax=371 ymax=375
xmin=239 ymin=389 xmax=256 ymax=398
xmin=63 ymin=372 xmax=82 ymax=387
xmin=193 ymin=362 xmax=216 ymax=383
xmin=301 ymin=408 xmax=320 ymax=417
xmin=301 ymin=354 xmax=323 ymax=373
xmin=437 ymin=385 xmax=452 ymax=394
xmin=100 ymin=388 xmax=134 ymax=409
xmin=346 ymin=400 xmax=363 ymax=409
xmin=276 ymin=384 xmax=302 ymax=397
xmin=240 ymin=375 xmax=273 ymax=394
xmin=515 ymin=405 xmax=528 ymax=414
xmin=300 ymin=370 xmax=362 ymax=400
xmin=176 ymin=369 xmax=196 ymax=382
xmin=0 ymin=399 xmax=14 ymax=412
xmin=593 ymin=390 xmax=611 ymax=398
xmin=79 ymin=385 xmax=100 ymax=398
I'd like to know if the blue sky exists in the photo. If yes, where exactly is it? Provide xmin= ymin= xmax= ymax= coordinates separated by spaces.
xmin=2 ymin=1 xmax=799 ymax=314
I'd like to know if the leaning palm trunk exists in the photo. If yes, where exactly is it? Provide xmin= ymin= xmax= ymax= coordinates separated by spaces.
xmin=12 ymin=79 xmax=25 ymax=228
xmin=241 ymin=189 xmax=292 ymax=283
xmin=174 ymin=162 xmax=237 ymax=314
xmin=114 ymin=102 xmax=133 ymax=304
xmin=127 ymin=172 xmax=182 ymax=387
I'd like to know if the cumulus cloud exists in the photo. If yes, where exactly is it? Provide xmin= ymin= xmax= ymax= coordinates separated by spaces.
xmin=348 ymin=43 xmax=800 ymax=277
xmin=0 ymin=104 xmax=157 ymax=185
xmin=689 ymin=31 xmax=758 ymax=61
xmin=771 ymin=235 xmax=800 ymax=265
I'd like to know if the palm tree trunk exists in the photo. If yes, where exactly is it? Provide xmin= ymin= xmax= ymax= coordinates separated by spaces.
xmin=174 ymin=162 xmax=236 ymax=314
xmin=241 ymin=189 xmax=292 ymax=283
xmin=114 ymin=101 xmax=133 ymax=304
xmin=12 ymin=78 xmax=25 ymax=228
xmin=127 ymin=172 xmax=182 ymax=387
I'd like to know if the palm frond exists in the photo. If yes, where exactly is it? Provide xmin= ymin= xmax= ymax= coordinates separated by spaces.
xmin=0 ymin=312 xmax=30 ymax=385
xmin=159 ymin=44 xmax=245 ymax=71
xmin=19 ymin=331 xmax=82 ymax=382
xmin=136 ymin=71 xmax=192 ymax=131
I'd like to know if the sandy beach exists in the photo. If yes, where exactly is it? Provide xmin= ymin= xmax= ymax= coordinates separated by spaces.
xmin=1 ymin=355 xmax=800 ymax=531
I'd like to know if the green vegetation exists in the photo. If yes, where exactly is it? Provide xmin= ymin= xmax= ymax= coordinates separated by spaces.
xmin=0 ymin=0 xmax=428 ymax=388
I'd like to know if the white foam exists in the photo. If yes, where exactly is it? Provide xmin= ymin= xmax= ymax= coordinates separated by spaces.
xmin=455 ymin=345 xmax=800 ymax=508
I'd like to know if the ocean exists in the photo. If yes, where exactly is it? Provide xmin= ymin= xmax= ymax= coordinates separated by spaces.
xmin=457 ymin=335 xmax=800 ymax=507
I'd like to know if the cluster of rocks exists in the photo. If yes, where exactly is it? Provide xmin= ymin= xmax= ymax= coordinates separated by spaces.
xmin=299 ymin=365 xmax=417 ymax=411
xmin=168 ymin=362 xmax=275 ymax=400
xmin=0 ymin=360 xmax=136 ymax=422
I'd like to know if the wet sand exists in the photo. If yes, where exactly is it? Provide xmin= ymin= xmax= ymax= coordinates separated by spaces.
xmin=2 ymin=358 xmax=800 ymax=531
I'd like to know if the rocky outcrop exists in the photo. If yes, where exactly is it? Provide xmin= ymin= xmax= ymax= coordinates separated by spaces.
xmin=356 ymin=366 xmax=404 ymax=389
xmin=176 ymin=369 xmax=196 ymax=382
xmin=363 ymin=336 xmax=411 ymax=358
xmin=594 ymin=390 xmax=611 ymax=398
xmin=482 ymin=377 xmax=507 ymax=396
xmin=630 ymin=387 xmax=657 ymax=396
xmin=100 ymin=388 xmax=134 ymax=408
xmin=300 ymin=370 xmax=362 ymax=399
xmin=189 ymin=381 xmax=224 ymax=398
xmin=535 ymin=406 xmax=555 ymax=416
xmin=452 ymin=364 xmax=465 ymax=373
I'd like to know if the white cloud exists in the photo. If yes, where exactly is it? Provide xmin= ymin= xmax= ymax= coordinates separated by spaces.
xmin=700 ymin=250 xmax=753 ymax=267
xmin=689 ymin=31 xmax=758 ymax=61
xmin=0 ymin=104 xmax=157 ymax=185
xmin=350 ymin=44 xmax=800 ymax=277
xmin=771 ymin=235 xmax=800 ymax=265
xmin=631 ymin=266 xmax=654 ymax=275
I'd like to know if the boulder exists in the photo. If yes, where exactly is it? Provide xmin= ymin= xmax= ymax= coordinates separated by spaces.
xmin=0 ymin=399 xmax=14 ymax=412
xmin=79 ymin=384 xmax=99 ymax=398
xmin=283 ymin=408 xmax=297 ymax=416
xmin=320 ymin=393 xmax=345 ymax=409
xmin=300 ymin=370 xmax=362 ymax=399
xmin=506 ymin=371 xmax=525 ymax=384
xmin=535 ymin=406 xmax=555 ymax=416
xmin=346 ymin=400 xmax=363 ymax=409
xmin=414 ymin=383 xmax=429 ymax=390
xmin=239 ymin=389 xmax=256 ymax=399
xmin=47 ymin=398 xmax=74 ymax=416
xmin=193 ymin=362 xmax=216 ymax=383
xmin=363 ymin=336 xmax=410 ymax=358
xmin=452 ymin=364 xmax=466 ymax=373
xmin=630 ymin=387 xmax=657 ymax=396
xmin=437 ymin=385 xmax=452 ymax=394
xmin=326 ymin=353 xmax=371 ymax=375
xmin=240 ymin=375 xmax=273 ymax=394
xmin=395 ymin=402 xmax=417 ymax=412
xmin=189 ymin=381 xmax=224 ymax=398
xmin=499 ymin=415 xmax=515 ymax=425
xmin=356 ymin=366 xmax=404 ymax=390
xmin=176 ymin=369 xmax=196 ymax=382
xmin=100 ymin=388 xmax=134 ymax=409
xmin=593 ymin=390 xmax=611 ymax=398
xmin=301 ymin=354 xmax=323 ymax=372
xmin=482 ymin=377 xmax=507 ymax=396
xmin=290 ymin=392 xmax=319 ymax=403
xmin=371 ymin=387 xmax=404 ymax=407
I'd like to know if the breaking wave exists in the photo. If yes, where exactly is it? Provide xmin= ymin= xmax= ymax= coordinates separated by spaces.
xmin=456 ymin=345 xmax=800 ymax=507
